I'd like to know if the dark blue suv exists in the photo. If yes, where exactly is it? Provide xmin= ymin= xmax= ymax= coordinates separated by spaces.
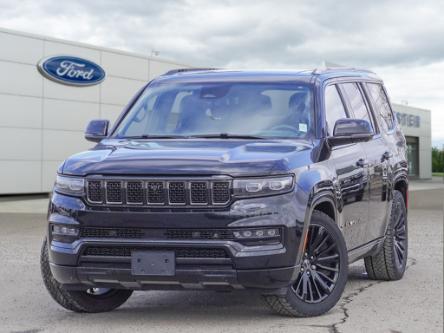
xmin=41 ymin=68 xmax=409 ymax=316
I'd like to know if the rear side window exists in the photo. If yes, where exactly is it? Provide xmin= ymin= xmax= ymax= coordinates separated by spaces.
xmin=367 ymin=83 xmax=395 ymax=132
xmin=324 ymin=85 xmax=348 ymax=135
xmin=339 ymin=83 xmax=375 ymax=132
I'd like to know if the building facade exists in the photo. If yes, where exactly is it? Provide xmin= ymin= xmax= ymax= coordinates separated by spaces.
xmin=0 ymin=28 xmax=432 ymax=194
xmin=0 ymin=28 xmax=190 ymax=194
xmin=392 ymin=103 xmax=432 ymax=179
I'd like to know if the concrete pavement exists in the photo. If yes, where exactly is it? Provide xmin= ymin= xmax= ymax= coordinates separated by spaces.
xmin=0 ymin=201 xmax=442 ymax=333
xmin=408 ymin=179 xmax=444 ymax=210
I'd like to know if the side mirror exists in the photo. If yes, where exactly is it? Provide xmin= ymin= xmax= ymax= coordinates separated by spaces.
xmin=85 ymin=119 xmax=109 ymax=142
xmin=328 ymin=118 xmax=373 ymax=147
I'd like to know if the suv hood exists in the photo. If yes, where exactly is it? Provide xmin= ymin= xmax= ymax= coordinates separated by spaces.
xmin=61 ymin=139 xmax=313 ymax=177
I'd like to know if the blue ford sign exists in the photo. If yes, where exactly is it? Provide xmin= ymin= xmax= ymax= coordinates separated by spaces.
xmin=37 ymin=55 xmax=105 ymax=86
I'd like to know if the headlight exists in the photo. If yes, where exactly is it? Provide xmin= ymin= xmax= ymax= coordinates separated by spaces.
xmin=54 ymin=175 xmax=85 ymax=196
xmin=51 ymin=224 xmax=79 ymax=243
xmin=233 ymin=175 xmax=294 ymax=198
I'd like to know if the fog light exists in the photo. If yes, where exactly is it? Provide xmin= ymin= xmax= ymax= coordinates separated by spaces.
xmin=52 ymin=225 xmax=79 ymax=236
xmin=232 ymin=228 xmax=280 ymax=240
xmin=267 ymin=229 xmax=277 ymax=237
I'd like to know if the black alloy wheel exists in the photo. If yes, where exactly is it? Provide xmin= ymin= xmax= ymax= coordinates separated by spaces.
xmin=393 ymin=202 xmax=407 ymax=269
xmin=263 ymin=211 xmax=348 ymax=317
xmin=292 ymin=224 xmax=340 ymax=303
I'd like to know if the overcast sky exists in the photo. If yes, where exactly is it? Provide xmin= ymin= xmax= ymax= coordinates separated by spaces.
xmin=0 ymin=0 xmax=443 ymax=145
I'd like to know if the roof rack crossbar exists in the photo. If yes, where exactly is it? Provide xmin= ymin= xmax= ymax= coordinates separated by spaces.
xmin=163 ymin=68 xmax=219 ymax=76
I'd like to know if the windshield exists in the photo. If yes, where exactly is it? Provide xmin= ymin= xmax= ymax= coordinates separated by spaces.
xmin=113 ymin=81 xmax=314 ymax=139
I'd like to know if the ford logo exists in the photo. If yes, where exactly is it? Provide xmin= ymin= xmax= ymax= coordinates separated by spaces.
xmin=37 ymin=55 xmax=106 ymax=86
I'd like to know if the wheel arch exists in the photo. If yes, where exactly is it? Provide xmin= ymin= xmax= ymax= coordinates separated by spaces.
xmin=312 ymin=198 xmax=336 ymax=223
xmin=295 ymin=189 xmax=338 ymax=266
xmin=393 ymin=177 xmax=408 ymax=209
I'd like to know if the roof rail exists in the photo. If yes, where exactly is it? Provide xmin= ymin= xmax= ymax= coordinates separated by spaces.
xmin=312 ymin=66 xmax=375 ymax=75
xmin=163 ymin=68 xmax=219 ymax=76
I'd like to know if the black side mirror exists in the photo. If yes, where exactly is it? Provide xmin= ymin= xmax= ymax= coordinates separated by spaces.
xmin=85 ymin=119 xmax=109 ymax=142
xmin=328 ymin=118 xmax=373 ymax=147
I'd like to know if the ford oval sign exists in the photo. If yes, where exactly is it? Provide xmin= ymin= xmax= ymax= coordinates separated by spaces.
xmin=37 ymin=56 xmax=105 ymax=86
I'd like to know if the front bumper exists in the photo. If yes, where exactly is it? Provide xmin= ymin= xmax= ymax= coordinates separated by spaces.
xmin=47 ymin=191 xmax=307 ymax=291
xmin=50 ymin=262 xmax=299 ymax=291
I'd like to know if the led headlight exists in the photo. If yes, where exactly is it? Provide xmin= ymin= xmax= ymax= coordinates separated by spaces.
xmin=54 ymin=175 xmax=85 ymax=196
xmin=52 ymin=224 xmax=79 ymax=236
xmin=51 ymin=224 xmax=79 ymax=243
xmin=233 ymin=175 xmax=294 ymax=198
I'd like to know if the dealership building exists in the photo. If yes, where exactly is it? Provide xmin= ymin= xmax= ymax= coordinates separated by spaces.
xmin=0 ymin=27 xmax=432 ymax=195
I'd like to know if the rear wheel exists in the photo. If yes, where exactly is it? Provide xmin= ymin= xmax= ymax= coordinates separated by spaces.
xmin=264 ymin=211 xmax=348 ymax=317
xmin=40 ymin=238 xmax=133 ymax=313
xmin=364 ymin=190 xmax=408 ymax=280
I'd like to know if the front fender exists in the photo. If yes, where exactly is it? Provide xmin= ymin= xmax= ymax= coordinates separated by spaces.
xmin=293 ymin=165 xmax=339 ymax=270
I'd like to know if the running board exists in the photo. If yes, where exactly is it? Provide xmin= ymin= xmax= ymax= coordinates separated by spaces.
xmin=348 ymin=237 xmax=385 ymax=263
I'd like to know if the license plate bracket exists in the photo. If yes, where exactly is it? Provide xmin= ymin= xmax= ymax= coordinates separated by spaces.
xmin=131 ymin=251 xmax=175 ymax=276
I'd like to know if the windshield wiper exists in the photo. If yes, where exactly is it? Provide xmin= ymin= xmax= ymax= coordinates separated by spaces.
xmin=190 ymin=133 xmax=266 ymax=140
xmin=120 ymin=134 xmax=189 ymax=139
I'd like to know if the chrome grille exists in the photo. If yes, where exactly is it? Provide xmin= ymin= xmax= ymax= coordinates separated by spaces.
xmin=86 ymin=178 xmax=231 ymax=207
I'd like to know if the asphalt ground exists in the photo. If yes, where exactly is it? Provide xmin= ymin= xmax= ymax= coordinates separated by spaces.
xmin=0 ymin=202 xmax=442 ymax=333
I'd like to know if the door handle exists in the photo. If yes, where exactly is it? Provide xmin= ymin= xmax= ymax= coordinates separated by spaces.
xmin=356 ymin=158 xmax=368 ymax=168
xmin=381 ymin=151 xmax=393 ymax=162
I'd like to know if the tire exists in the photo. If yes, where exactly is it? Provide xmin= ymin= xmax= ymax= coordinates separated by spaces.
xmin=364 ymin=190 xmax=408 ymax=280
xmin=264 ymin=210 xmax=348 ymax=317
xmin=40 ymin=238 xmax=133 ymax=313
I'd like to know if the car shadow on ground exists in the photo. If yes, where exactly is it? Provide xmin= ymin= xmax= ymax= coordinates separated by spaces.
xmin=55 ymin=264 xmax=370 ymax=326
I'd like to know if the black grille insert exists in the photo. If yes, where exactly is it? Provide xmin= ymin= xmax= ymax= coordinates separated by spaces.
xmin=165 ymin=229 xmax=233 ymax=240
xmin=80 ymin=228 xmax=144 ymax=239
xmin=190 ymin=182 xmax=208 ymax=204
xmin=87 ymin=181 xmax=102 ymax=203
xmin=126 ymin=181 xmax=143 ymax=204
xmin=147 ymin=182 xmax=165 ymax=204
xmin=212 ymin=182 xmax=231 ymax=204
xmin=80 ymin=227 xmax=240 ymax=241
xmin=84 ymin=246 xmax=229 ymax=258
xmin=106 ymin=181 xmax=122 ymax=203
xmin=168 ymin=182 xmax=186 ymax=204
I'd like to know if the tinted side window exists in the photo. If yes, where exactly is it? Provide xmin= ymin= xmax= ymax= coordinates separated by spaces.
xmin=324 ymin=85 xmax=348 ymax=135
xmin=367 ymin=83 xmax=395 ymax=132
xmin=340 ymin=83 xmax=375 ymax=132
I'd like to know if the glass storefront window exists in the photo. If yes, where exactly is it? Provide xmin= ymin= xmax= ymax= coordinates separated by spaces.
xmin=406 ymin=136 xmax=419 ymax=177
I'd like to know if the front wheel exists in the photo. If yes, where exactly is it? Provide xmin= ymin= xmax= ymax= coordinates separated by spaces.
xmin=40 ymin=238 xmax=133 ymax=313
xmin=264 ymin=211 xmax=348 ymax=317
